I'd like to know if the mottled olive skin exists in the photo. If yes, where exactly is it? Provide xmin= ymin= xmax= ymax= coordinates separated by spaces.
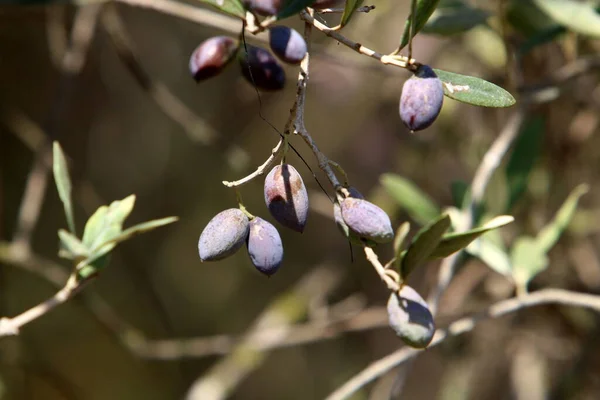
xmin=399 ymin=65 xmax=444 ymax=132
xmin=198 ymin=209 xmax=250 ymax=261
xmin=334 ymin=187 xmax=364 ymax=243
xmin=247 ymin=217 xmax=284 ymax=276
xmin=269 ymin=26 xmax=307 ymax=65
xmin=189 ymin=36 xmax=238 ymax=82
xmin=264 ymin=164 xmax=309 ymax=233
xmin=244 ymin=0 xmax=282 ymax=16
xmin=387 ymin=285 xmax=435 ymax=348
xmin=340 ymin=198 xmax=394 ymax=243
xmin=239 ymin=45 xmax=286 ymax=91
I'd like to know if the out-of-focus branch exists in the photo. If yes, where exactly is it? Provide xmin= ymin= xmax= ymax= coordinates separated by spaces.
xmin=326 ymin=288 xmax=600 ymax=400
xmin=427 ymin=109 xmax=525 ymax=315
xmin=11 ymin=4 xmax=102 ymax=257
xmin=185 ymin=266 xmax=343 ymax=400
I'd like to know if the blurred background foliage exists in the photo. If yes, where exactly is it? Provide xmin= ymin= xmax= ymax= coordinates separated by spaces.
xmin=1 ymin=0 xmax=600 ymax=399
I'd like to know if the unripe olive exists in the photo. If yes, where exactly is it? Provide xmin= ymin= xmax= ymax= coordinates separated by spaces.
xmin=244 ymin=0 xmax=282 ymax=16
xmin=264 ymin=164 xmax=309 ymax=233
xmin=387 ymin=285 xmax=435 ymax=348
xmin=269 ymin=26 xmax=307 ymax=65
xmin=198 ymin=208 xmax=250 ymax=261
xmin=246 ymin=217 xmax=284 ymax=276
xmin=189 ymin=36 xmax=239 ymax=82
xmin=239 ymin=45 xmax=286 ymax=91
xmin=399 ymin=65 xmax=444 ymax=132
xmin=340 ymin=198 xmax=394 ymax=243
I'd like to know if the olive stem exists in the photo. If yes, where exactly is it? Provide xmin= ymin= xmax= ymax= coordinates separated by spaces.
xmin=407 ymin=0 xmax=417 ymax=61
xmin=222 ymin=139 xmax=285 ymax=188
xmin=315 ymin=5 xmax=376 ymax=14
xmin=363 ymin=246 xmax=400 ymax=292
xmin=299 ymin=11 xmax=416 ymax=70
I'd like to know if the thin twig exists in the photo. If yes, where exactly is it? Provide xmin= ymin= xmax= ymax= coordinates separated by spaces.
xmin=326 ymin=288 xmax=600 ymax=400
xmin=316 ymin=5 xmax=376 ymax=14
xmin=407 ymin=0 xmax=417 ymax=61
xmin=222 ymin=139 xmax=284 ymax=187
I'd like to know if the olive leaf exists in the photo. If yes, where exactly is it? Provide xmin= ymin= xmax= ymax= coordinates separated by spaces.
xmin=399 ymin=0 xmax=441 ymax=50
xmin=393 ymin=222 xmax=411 ymax=268
xmin=422 ymin=2 xmax=490 ymax=36
xmin=401 ymin=214 xmax=451 ymax=279
xmin=339 ymin=0 xmax=365 ymax=27
xmin=433 ymin=69 xmax=516 ymax=107
xmin=533 ymin=0 xmax=600 ymax=38
xmin=466 ymin=236 xmax=512 ymax=277
xmin=53 ymin=142 xmax=76 ymax=235
xmin=278 ymin=0 xmax=317 ymax=19
xmin=196 ymin=0 xmax=247 ymax=19
xmin=82 ymin=195 xmax=136 ymax=251
xmin=428 ymin=215 xmax=514 ymax=259
xmin=380 ymin=173 xmax=440 ymax=226
xmin=58 ymin=229 xmax=89 ymax=260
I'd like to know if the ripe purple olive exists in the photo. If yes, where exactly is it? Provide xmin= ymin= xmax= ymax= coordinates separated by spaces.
xmin=244 ymin=0 xmax=282 ymax=16
xmin=198 ymin=208 xmax=250 ymax=261
xmin=340 ymin=198 xmax=394 ymax=243
xmin=334 ymin=187 xmax=364 ymax=243
xmin=399 ymin=65 xmax=444 ymax=132
xmin=247 ymin=217 xmax=284 ymax=276
xmin=239 ymin=45 xmax=286 ymax=91
xmin=387 ymin=285 xmax=435 ymax=348
xmin=269 ymin=26 xmax=307 ymax=65
xmin=264 ymin=164 xmax=309 ymax=233
xmin=189 ymin=36 xmax=239 ymax=82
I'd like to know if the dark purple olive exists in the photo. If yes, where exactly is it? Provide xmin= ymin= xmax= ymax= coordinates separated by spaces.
xmin=244 ymin=0 xmax=282 ymax=16
xmin=198 ymin=208 xmax=250 ymax=261
xmin=387 ymin=285 xmax=435 ymax=348
xmin=340 ymin=198 xmax=394 ymax=243
xmin=239 ymin=45 xmax=286 ymax=91
xmin=189 ymin=36 xmax=239 ymax=82
xmin=246 ymin=217 xmax=283 ymax=276
xmin=399 ymin=65 xmax=444 ymax=132
xmin=264 ymin=164 xmax=309 ymax=233
xmin=269 ymin=26 xmax=307 ymax=65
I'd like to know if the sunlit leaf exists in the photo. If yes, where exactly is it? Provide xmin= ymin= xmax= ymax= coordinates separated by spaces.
xmin=82 ymin=195 xmax=136 ymax=251
xmin=510 ymin=236 xmax=549 ymax=288
xmin=428 ymin=215 xmax=514 ymax=259
xmin=53 ymin=142 xmax=76 ymax=234
xmin=58 ymin=229 xmax=89 ymax=260
xmin=505 ymin=117 xmax=544 ymax=210
xmin=466 ymin=236 xmax=512 ymax=276
xmin=401 ymin=214 xmax=451 ymax=278
xmin=536 ymin=184 xmax=589 ymax=252
xmin=339 ymin=0 xmax=364 ymax=27
xmin=399 ymin=0 xmax=441 ymax=50
xmin=196 ymin=0 xmax=246 ymax=19
xmin=380 ymin=173 xmax=440 ymax=226
xmin=433 ymin=69 xmax=516 ymax=107
xmin=533 ymin=0 xmax=600 ymax=38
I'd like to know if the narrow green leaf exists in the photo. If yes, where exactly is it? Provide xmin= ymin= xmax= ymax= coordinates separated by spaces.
xmin=536 ymin=184 xmax=589 ymax=252
xmin=393 ymin=222 xmax=411 ymax=268
xmin=380 ymin=173 xmax=440 ymax=226
xmin=339 ymin=0 xmax=364 ymax=27
xmin=82 ymin=195 xmax=136 ymax=250
xmin=466 ymin=236 xmax=512 ymax=276
xmin=278 ymin=0 xmax=317 ymax=19
xmin=422 ymin=4 xmax=490 ymax=35
xmin=99 ymin=217 xmax=179 ymax=249
xmin=401 ymin=214 xmax=451 ymax=278
xmin=58 ymin=229 xmax=89 ymax=260
xmin=518 ymin=25 xmax=566 ymax=56
xmin=507 ymin=0 xmax=557 ymax=36
xmin=53 ymin=142 xmax=76 ymax=235
xmin=533 ymin=0 xmax=600 ymax=38
xmin=510 ymin=236 xmax=549 ymax=287
xmin=195 ymin=0 xmax=246 ymax=19
xmin=399 ymin=0 xmax=441 ymax=50
xmin=429 ymin=215 xmax=514 ymax=259
xmin=433 ymin=69 xmax=516 ymax=108
xmin=505 ymin=117 xmax=544 ymax=210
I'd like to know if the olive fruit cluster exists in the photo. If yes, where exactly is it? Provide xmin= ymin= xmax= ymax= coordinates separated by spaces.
xmin=387 ymin=285 xmax=435 ymax=348
xmin=198 ymin=163 xmax=309 ymax=276
xmin=334 ymin=187 xmax=394 ymax=245
xmin=189 ymin=26 xmax=307 ymax=91
xmin=399 ymin=65 xmax=444 ymax=132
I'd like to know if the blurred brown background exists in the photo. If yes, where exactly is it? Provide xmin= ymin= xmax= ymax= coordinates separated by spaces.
xmin=1 ymin=1 xmax=600 ymax=399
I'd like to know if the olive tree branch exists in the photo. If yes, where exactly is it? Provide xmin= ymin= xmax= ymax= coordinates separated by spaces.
xmin=326 ymin=287 xmax=600 ymax=400
xmin=222 ymin=139 xmax=284 ymax=187
xmin=316 ymin=5 xmax=376 ymax=14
